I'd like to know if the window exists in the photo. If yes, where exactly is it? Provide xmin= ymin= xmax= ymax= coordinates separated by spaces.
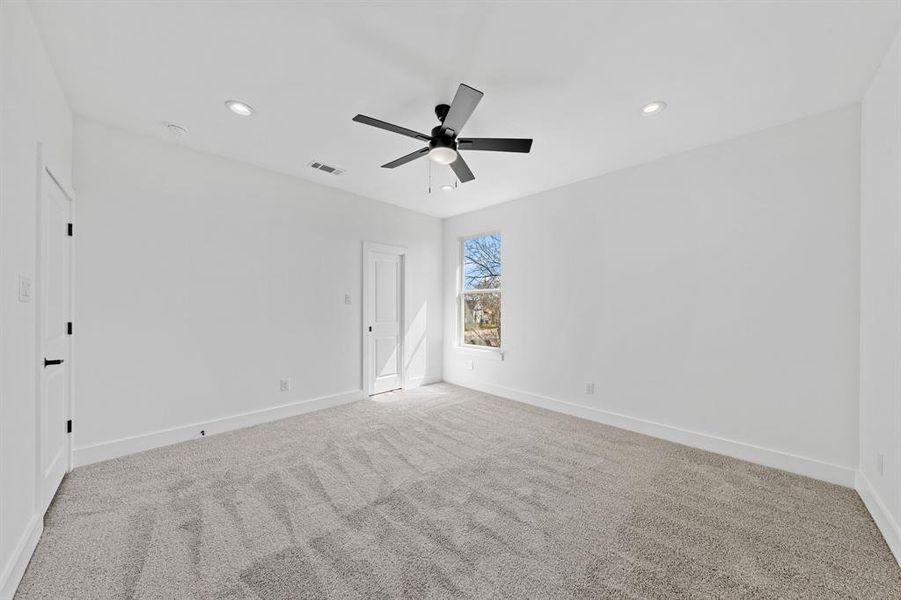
xmin=460 ymin=233 xmax=501 ymax=349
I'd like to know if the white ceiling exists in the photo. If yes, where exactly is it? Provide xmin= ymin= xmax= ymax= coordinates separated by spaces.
xmin=30 ymin=0 xmax=901 ymax=218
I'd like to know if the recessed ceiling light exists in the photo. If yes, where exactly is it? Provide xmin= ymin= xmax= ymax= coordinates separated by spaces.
xmin=641 ymin=101 xmax=667 ymax=115
xmin=440 ymin=184 xmax=454 ymax=192
xmin=163 ymin=122 xmax=188 ymax=136
xmin=225 ymin=100 xmax=255 ymax=117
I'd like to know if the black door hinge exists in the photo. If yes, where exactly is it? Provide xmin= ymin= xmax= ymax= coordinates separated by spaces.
xmin=67 ymin=322 xmax=73 ymax=335
xmin=67 ymin=223 xmax=73 ymax=237
xmin=66 ymin=419 xmax=72 ymax=434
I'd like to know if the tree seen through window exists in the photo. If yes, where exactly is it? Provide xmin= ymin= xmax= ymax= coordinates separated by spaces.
xmin=462 ymin=234 xmax=501 ymax=348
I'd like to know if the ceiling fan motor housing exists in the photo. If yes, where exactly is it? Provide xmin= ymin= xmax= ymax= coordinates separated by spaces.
xmin=429 ymin=126 xmax=457 ymax=152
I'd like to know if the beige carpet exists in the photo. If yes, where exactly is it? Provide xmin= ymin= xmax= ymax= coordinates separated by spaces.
xmin=16 ymin=383 xmax=901 ymax=599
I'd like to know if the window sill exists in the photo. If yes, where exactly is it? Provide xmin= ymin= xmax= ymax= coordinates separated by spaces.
xmin=456 ymin=346 xmax=505 ymax=361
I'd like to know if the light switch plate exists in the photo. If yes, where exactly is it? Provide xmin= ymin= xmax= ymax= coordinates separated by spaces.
xmin=18 ymin=275 xmax=32 ymax=303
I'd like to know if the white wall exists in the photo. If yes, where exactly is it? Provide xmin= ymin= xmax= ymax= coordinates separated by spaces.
xmin=444 ymin=106 xmax=861 ymax=486
xmin=0 ymin=1 xmax=72 ymax=598
xmin=859 ymin=26 xmax=901 ymax=564
xmin=71 ymin=118 xmax=443 ymax=464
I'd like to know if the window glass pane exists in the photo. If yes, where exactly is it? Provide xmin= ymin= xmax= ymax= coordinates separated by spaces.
xmin=463 ymin=292 xmax=501 ymax=347
xmin=463 ymin=234 xmax=501 ymax=290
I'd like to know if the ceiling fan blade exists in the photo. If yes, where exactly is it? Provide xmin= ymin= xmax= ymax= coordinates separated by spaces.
xmin=381 ymin=147 xmax=429 ymax=169
xmin=441 ymin=84 xmax=483 ymax=136
xmin=353 ymin=114 xmax=431 ymax=142
xmin=457 ymin=138 xmax=533 ymax=153
xmin=449 ymin=154 xmax=475 ymax=183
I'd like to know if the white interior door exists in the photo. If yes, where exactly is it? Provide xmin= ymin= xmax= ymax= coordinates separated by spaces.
xmin=366 ymin=248 xmax=403 ymax=395
xmin=38 ymin=169 xmax=72 ymax=512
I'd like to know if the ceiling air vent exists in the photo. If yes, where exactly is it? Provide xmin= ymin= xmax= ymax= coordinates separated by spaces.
xmin=308 ymin=161 xmax=344 ymax=176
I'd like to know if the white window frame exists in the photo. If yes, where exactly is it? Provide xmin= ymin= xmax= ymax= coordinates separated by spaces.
xmin=458 ymin=232 xmax=503 ymax=354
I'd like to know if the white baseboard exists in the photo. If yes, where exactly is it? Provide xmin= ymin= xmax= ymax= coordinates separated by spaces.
xmin=0 ymin=515 xmax=42 ymax=600
xmin=406 ymin=374 xmax=443 ymax=388
xmin=448 ymin=378 xmax=856 ymax=488
xmin=855 ymin=470 xmax=901 ymax=565
xmin=73 ymin=389 xmax=363 ymax=467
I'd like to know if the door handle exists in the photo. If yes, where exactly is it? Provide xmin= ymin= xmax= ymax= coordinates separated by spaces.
xmin=43 ymin=358 xmax=64 ymax=367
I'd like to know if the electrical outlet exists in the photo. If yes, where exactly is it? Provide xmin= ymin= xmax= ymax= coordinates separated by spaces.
xmin=464 ymin=359 xmax=474 ymax=371
xmin=585 ymin=383 xmax=595 ymax=395
xmin=877 ymin=453 xmax=885 ymax=477
xmin=344 ymin=293 xmax=352 ymax=305
xmin=279 ymin=378 xmax=291 ymax=392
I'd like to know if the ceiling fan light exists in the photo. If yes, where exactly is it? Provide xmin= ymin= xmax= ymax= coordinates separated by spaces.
xmin=429 ymin=146 xmax=458 ymax=165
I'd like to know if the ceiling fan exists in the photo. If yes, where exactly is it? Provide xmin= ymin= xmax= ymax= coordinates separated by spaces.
xmin=352 ymin=83 xmax=532 ymax=183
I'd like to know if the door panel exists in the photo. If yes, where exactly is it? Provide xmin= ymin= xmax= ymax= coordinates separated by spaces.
xmin=39 ymin=170 xmax=71 ymax=512
xmin=375 ymin=259 xmax=398 ymax=323
xmin=367 ymin=249 xmax=402 ymax=395
xmin=42 ymin=367 xmax=67 ymax=477
xmin=376 ymin=336 xmax=399 ymax=378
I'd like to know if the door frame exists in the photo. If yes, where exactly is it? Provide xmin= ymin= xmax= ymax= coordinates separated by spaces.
xmin=34 ymin=147 xmax=75 ymax=513
xmin=361 ymin=241 xmax=406 ymax=396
